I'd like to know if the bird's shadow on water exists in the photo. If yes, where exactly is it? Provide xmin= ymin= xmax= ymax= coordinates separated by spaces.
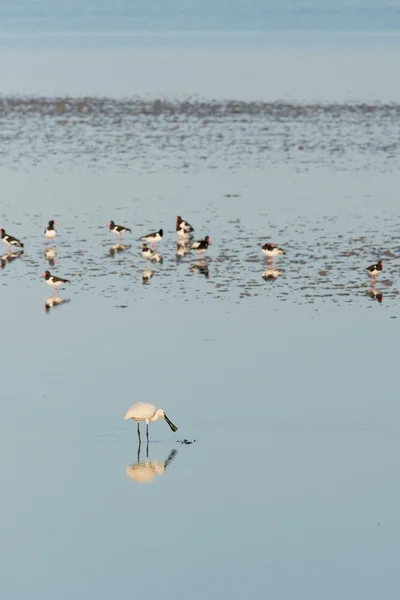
xmin=44 ymin=247 xmax=57 ymax=267
xmin=125 ymin=441 xmax=178 ymax=484
xmin=142 ymin=269 xmax=154 ymax=284
xmin=262 ymin=268 xmax=283 ymax=281
xmin=190 ymin=262 xmax=210 ymax=278
xmin=107 ymin=243 xmax=131 ymax=258
xmin=0 ymin=250 xmax=24 ymax=269
xmin=368 ymin=286 xmax=384 ymax=303
xmin=44 ymin=297 xmax=71 ymax=313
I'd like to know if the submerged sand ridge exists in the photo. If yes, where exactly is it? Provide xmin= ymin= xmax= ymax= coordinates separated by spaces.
xmin=1 ymin=97 xmax=399 ymax=172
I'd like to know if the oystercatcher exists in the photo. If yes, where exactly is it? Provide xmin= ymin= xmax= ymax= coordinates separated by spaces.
xmin=0 ymin=229 xmax=24 ymax=253
xmin=41 ymin=270 xmax=70 ymax=296
xmin=109 ymin=221 xmax=131 ymax=240
xmin=44 ymin=220 xmax=57 ymax=239
xmin=190 ymin=236 xmax=211 ymax=259
xmin=140 ymin=229 xmax=163 ymax=248
xmin=262 ymin=242 xmax=286 ymax=265
xmin=365 ymin=260 xmax=383 ymax=279
xmin=176 ymin=216 xmax=194 ymax=232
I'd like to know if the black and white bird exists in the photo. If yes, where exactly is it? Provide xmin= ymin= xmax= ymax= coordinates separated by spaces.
xmin=190 ymin=236 xmax=211 ymax=259
xmin=44 ymin=220 xmax=57 ymax=240
xmin=365 ymin=260 xmax=383 ymax=279
xmin=0 ymin=229 xmax=24 ymax=253
xmin=176 ymin=216 xmax=194 ymax=233
xmin=140 ymin=229 xmax=163 ymax=247
xmin=41 ymin=270 xmax=70 ymax=296
xmin=176 ymin=216 xmax=194 ymax=239
xmin=109 ymin=220 xmax=131 ymax=240
xmin=262 ymin=242 xmax=286 ymax=264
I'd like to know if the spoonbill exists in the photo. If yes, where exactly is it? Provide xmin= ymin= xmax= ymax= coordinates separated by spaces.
xmin=124 ymin=402 xmax=178 ymax=441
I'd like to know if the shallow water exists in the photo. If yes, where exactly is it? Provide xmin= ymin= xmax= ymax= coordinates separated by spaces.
xmin=1 ymin=92 xmax=399 ymax=597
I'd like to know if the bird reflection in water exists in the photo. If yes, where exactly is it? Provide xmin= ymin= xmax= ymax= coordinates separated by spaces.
xmin=262 ymin=268 xmax=282 ymax=281
xmin=44 ymin=297 xmax=71 ymax=313
xmin=0 ymin=250 xmax=24 ymax=269
xmin=151 ymin=252 xmax=163 ymax=264
xmin=368 ymin=285 xmax=383 ymax=303
xmin=190 ymin=262 xmax=210 ymax=278
xmin=125 ymin=442 xmax=178 ymax=485
xmin=44 ymin=246 xmax=57 ymax=267
xmin=142 ymin=269 xmax=154 ymax=284
xmin=108 ymin=243 xmax=131 ymax=258
xmin=176 ymin=242 xmax=190 ymax=261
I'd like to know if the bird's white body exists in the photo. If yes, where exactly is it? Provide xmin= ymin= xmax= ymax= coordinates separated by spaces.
xmin=45 ymin=278 xmax=63 ymax=289
xmin=124 ymin=402 xmax=160 ymax=422
xmin=124 ymin=402 xmax=178 ymax=437
xmin=177 ymin=228 xmax=192 ymax=240
xmin=45 ymin=229 xmax=56 ymax=239
xmin=262 ymin=247 xmax=284 ymax=258
xmin=141 ymin=230 xmax=163 ymax=243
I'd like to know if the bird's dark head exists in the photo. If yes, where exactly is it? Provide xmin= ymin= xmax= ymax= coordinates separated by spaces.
xmin=0 ymin=229 xmax=4 ymax=235
xmin=49 ymin=220 xmax=55 ymax=226
xmin=205 ymin=236 xmax=211 ymax=244
xmin=142 ymin=244 xmax=147 ymax=250
xmin=109 ymin=221 xmax=114 ymax=228
xmin=159 ymin=229 xmax=163 ymax=236
xmin=41 ymin=270 xmax=51 ymax=279
xmin=176 ymin=216 xmax=181 ymax=222
xmin=378 ymin=260 xmax=383 ymax=267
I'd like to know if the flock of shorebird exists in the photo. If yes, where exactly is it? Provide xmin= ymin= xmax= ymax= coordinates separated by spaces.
xmin=0 ymin=214 xmax=385 ymax=295
xmin=0 ymin=215 xmax=386 ymax=438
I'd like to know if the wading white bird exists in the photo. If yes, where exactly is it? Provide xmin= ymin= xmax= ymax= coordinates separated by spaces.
xmin=124 ymin=402 xmax=178 ymax=441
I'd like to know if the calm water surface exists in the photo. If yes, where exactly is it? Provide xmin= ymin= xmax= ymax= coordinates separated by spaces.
xmin=1 ymin=157 xmax=399 ymax=598
xmin=1 ymin=1 xmax=400 ymax=595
